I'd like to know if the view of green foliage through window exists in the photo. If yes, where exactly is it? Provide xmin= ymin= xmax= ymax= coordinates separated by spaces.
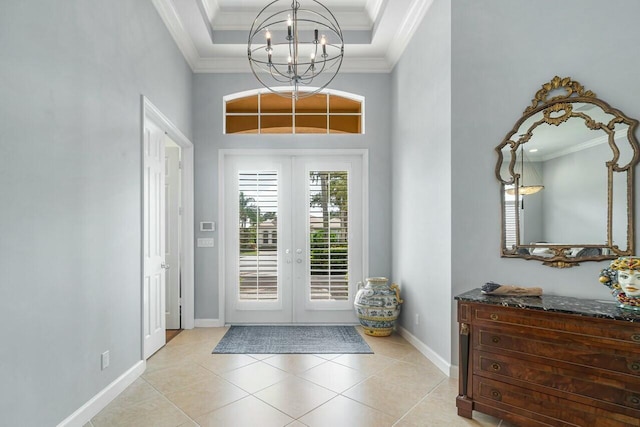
xmin=237 ymin=170 xmax=349 ymax=301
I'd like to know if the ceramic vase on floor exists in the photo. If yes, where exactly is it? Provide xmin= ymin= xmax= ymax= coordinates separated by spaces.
xmin=354 ymin=277 xmax=403 ymax=336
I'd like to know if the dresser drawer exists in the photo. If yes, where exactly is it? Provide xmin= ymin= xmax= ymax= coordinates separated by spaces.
xmin=470 ymin=304 xmax=640 ymax=345
xmin=476 ymin=326 xmax=640 ymax=377
xmin=475 ymin=351 xmax=640 ymax=414
xmin=474 ymin=376 xmax=640 ymax=427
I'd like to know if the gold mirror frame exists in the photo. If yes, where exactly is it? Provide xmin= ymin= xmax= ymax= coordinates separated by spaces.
xmin=495 ymin=76 xmax=640 ymax=268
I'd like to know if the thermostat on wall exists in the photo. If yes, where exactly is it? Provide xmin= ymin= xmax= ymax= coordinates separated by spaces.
xmin=200 ymin=221 xmax=215 ymax=232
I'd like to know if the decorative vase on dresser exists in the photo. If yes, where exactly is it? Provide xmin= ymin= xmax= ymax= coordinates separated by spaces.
xmin=600 ymin=256 xmax=640 ymax=311
xmin=354 ymin=277 xmax=403 ymax=336
xmin=455 ymin=289 xmax=640 ymax=426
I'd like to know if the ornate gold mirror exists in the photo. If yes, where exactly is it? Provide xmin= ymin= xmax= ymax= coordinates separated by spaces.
xmin=496 ymin=76 xmax=640 ymax=267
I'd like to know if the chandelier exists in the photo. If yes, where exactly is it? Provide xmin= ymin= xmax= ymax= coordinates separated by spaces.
xmin=505 ymin=146 xmax=544 ymax=196
xmin=248 ymin=0 xmax=344 ymax=99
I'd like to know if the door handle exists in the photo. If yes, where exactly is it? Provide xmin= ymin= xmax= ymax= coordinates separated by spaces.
xmin=161 ymin=263 xmax=170 ymax=269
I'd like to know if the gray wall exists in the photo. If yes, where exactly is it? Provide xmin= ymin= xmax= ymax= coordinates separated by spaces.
xmin=451 ymin=0 xmax=640 ymax=361
xmin=0 ymin=1 xmax=192 ymax=425
xmin=391 ymin=0 xmax=452 ymax=362
xmin=192 ymin=73 xmax=392 ymax=320
xmin=543 ymin=144 xmax=609 ymax=243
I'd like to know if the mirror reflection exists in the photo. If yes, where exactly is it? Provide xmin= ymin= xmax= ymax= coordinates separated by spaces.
xmin=496 ymin=76 xmax=640 ymax=267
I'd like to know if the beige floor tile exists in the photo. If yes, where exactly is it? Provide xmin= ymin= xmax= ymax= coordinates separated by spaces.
xmin=107 ymin=378 xmax=161 ymax=408
xmin=248 ymin=353 xmax=276 ymax=360
xmin=400 ymin=347 xmax=442 ymax=367
xmin=299 ymin=395 xmax=397 ymax=427
xmin=142 ymin=362 xmax=219 ymax=394
xmin=192 ymin=353 xmax=258 ymax=374
xmin=394 ymin=400 xmax=501 ymax=427
xmin=255 ymin=376 xmax=337 ymax=418
xmin=263 ymin=354 xmax=326 ymax=374
xmin=394 ymin=378 xmax=500 ymax=427
xmin=344 ymin=375 xmax=444 ymax=418
xmin=91 ymin=394 xmax=191 ymax=427
xmin=359 ymin=329 xmax=409 ymax=345
xmin=313 ymin=353 xmax=341 ymax=360
xmin=366 ymin=340 xmax=415 ymax=360
xmin=376 ymin=360 xmax=446 ymax=391
xmin=221 ymin=360 xmax=291 ymax=393
xmin=286 ymin=421 xmax=309 ymax=427
xmin=195 ymin=395 xmax=294 ymax=427
xmin=168 ymin=327 xmax=228 ymax=346
xmin=332 ymin=353 xmax=397 ymax=376
xmin=145 ymin=348 xmax=194 ymax=374
xmin=165 ymin=376 xmax=248 ymax=419
xmin=299 ymin=360 xmax=369 ymax=393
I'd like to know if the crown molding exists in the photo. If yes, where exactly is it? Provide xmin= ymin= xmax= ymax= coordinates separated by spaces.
xmin=385 ymin=0 xmax=435 ymax=69
xmin=152 ymin=0 xmax=200 ymax=70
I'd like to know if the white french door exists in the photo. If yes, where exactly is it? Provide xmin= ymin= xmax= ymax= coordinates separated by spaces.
xmin=223 ymin=152 xmax=365 ymax=324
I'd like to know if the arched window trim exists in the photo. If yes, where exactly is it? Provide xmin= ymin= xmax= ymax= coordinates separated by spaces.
xmin=223 ymin=87 xmax=365 ymax=135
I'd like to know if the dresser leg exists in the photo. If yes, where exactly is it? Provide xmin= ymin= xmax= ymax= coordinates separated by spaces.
xmin=457 ymin=322 xmax=472 ymax=418
xmin=456 ymin=395 xmax=473 ymax=418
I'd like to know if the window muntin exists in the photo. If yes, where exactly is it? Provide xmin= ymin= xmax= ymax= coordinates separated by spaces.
xmin=224 ymin=89 xmax=364 ymax=134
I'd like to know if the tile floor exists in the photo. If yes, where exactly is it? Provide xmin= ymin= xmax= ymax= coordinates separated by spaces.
xmin=87 ymin=327 xmax=514 ymax=427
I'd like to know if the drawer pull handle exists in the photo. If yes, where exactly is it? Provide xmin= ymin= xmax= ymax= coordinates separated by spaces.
xmin=492 ymin=336 xmax=501 ymax=344
xmin=628 ymin=395 xmax=640 ymax=407
xmin=629 ymin=361 xmax=640 ymax=372
xmin=490 ymin=314 xmax=499 ymax=321
xmin=491 ymin=389 xmax=502 ymax=401
xmin=491 ymin=363 xmax=501 ymax=371
xmin=633 ymin=334 xmax=640 ymax=343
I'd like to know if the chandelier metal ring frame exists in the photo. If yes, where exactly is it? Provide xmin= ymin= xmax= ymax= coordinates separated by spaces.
xmin=248 ymin=0 xmax=344 ymax=99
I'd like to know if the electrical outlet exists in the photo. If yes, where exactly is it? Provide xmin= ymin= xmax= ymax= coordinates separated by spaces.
xmin=415 ymin=313 xmax=420 ymax=325
xmin=101 ymin=351 xmax=110 ymax=370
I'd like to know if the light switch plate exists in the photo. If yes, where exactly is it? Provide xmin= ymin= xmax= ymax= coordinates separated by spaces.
xmin=200 ymin=221 xmax=215 ymax=232
xmin=197 ymin=238 xmax=214 ymax=248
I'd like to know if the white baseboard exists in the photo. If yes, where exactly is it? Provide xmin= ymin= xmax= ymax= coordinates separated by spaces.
xmin=57 ymin=360 xmax=146 ymax=427
xmin=194 ymin=318 xmax=225 ymax=327
xmin=397 ymin=326 xmax=453 ymax=377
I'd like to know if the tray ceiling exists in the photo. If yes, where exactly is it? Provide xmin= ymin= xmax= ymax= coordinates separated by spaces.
xmin=152 ymin=0 xmax=434 ymax=73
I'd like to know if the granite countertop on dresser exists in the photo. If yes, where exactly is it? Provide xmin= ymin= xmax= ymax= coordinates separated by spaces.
xmin=455 ymin=288 xmax=640 ymax=322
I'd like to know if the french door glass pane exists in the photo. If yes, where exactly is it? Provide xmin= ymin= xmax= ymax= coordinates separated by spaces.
xmin=238 ymin=171 xmax=278 ymax=301
xmin=309 ymin=171 xmax=349 ymax=301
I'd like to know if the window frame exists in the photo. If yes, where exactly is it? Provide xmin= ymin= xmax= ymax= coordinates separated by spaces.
xmin=223 ymin=87 xmax=365 ymax=135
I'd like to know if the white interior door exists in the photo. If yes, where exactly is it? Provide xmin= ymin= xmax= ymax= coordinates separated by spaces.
xmin=165 ymin=144 xmax=181 ymax=329
xmin=143 ymin=119 xmax=166 ymax=358
xmin=223 ymin=152 xmax=364 ymax=324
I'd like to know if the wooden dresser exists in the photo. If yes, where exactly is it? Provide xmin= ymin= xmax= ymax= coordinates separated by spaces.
xmin=455 ymin=289 xmax=640 ymax=427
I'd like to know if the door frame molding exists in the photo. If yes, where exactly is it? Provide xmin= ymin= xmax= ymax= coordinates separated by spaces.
xmin=141 ymin=96 xmax=195 ymax=352
xmin=218 ymin=148 xmax=369 ymax=325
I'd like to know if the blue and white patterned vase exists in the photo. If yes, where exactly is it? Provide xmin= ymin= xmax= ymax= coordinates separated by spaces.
xmin=354 ymin=277 xmax=403 ymax=336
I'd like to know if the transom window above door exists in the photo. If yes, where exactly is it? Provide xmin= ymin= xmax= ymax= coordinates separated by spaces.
xmin=224 ymin=89 xmax=364 ymax=135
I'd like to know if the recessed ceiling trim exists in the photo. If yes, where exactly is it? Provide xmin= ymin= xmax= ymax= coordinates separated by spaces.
xmin=193 ymin=55 xmax=392 ymax=73
xmin=154 ymin=0 xmax=431 ymax=74
xmin=365 ymin=0 xmax=387 ymax=23
xmin=196 ymin=0 xmax=218 ymax=43
xmin=385 ymin=0 xmax=435 ymax=68
xmin=153 ymin=0 xmax=200 ymax=69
